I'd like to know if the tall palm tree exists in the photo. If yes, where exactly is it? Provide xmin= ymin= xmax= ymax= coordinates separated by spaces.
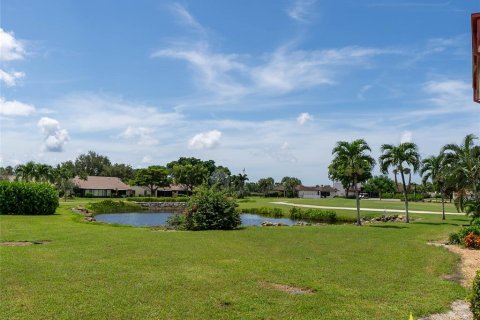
xmin=14 ymin=161 xmax=37 ymax=182
xmin=442 ymin=134 xmax=480 ymax=204
xmin=421 ymin=153 xmax=447 ymax=220
xmin=35 ymin=163 xmax=54 ymax=183
xmin=379 ymin=142 xmax=421 ymax=223
xmin=331 ymin=139 xmax=375 ymax=225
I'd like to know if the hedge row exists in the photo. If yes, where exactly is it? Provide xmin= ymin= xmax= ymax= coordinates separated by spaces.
xmin=289 ymin=207 xmax=338 ymax=223
xmin=126 ymin=196 xmax=189 ymax=203
xmin=0 ymin=181 xmax=59 ymax=215
xmin=87 ymin=200 xmax=143 ymax=214
xmin=237 ymin=207 xmax=284 ymax=217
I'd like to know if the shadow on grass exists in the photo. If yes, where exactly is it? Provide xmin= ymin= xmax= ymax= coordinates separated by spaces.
xmin=369 ymin=225 xmax=409 ymax=229
xmin=413 ymin=221 xmax=464 ymax=226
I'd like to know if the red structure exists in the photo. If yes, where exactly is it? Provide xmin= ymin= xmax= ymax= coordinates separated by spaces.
xmin=473 ymin=13 xmax=480 ymax=103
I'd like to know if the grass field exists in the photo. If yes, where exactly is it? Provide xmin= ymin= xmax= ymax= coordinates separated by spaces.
xmin=0 ymin=198 xmax=471 ymax=319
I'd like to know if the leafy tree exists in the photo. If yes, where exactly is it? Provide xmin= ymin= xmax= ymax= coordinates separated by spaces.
xmin=130 ymin=166 xmax=171 ymax=196
xmin=34 ymin=163 xmax=54 ymax=183
xmin=258 ymin=177 xmax=275 ymax=197
xmin=379 ymin=142 xmax=421 ymax=223
xmin=281 ymin=176 xmax=302 ymax=198
xmin=103 ymin=163 xmax=135 ymax=182
xmin=329 ymin=139 xmax=375 ymax=225
xmin=0 ymin=166 xmax=14 ymax=180
xmin=363 ymin=175 xmax=396 ymax=200
xmin=171 ymin=163 xmax=209 ymax=193
xmin=74 ymin=151 xmax=111 ymax=176
xmin=209 ymin=166 xmax=231 ymax=190
xmin=421 ymin=153 xmax=448 ymax=220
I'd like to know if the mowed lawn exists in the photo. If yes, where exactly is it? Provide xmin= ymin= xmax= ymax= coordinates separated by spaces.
xmin=0 ymin=199 xmax=470 ymax=320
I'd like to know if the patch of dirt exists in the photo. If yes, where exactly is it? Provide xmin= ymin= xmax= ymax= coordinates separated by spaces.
xmin=419 ymin=300 xmax=472 ymax=320
xmin=263 ymin=282 xmax=315 ymax=295
xmin=0 ymin=240 xmax=51 ymax=246
xmin=421 ymin=241 xmax=480 ymax=320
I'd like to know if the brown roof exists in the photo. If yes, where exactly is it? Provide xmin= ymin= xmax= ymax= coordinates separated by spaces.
xmin=73 ymin=176 xmax=131 ymax=190
xmin=296 ymin=185 xmax=336 ymax=193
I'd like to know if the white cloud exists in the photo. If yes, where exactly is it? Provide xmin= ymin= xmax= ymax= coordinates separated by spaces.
xmin=281 ymin=141 xmax=289 ymax=150
xmin=188 ymin=130 xmax=222 ymax=149
xmin=142 ymin=155 xmax=153 ymax=164
xmin=287 ymin=0 xmax=317 ymax=23
xmin=400 ymin=131 xmax=412 ymax=143
xmin=170 ymin=3 xmax=206 ymax=34
xmin=0 ymin=28 xmax=26 ymax=61
xmin=297 ymin=112 xmax=313 ymax=125
xmin=0 ymin=97 xmax=35 ymax=116
xmin=37 ymin=117 xmax=70 ymax=152
xmin=0 ymin=69 xmax=25 ymax=87
xmin=120 ymin=126 xmax=159 ymax=145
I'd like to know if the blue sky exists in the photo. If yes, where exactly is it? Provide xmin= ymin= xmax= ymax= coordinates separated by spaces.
xmin=1 ymin=0 xmax=479 ymax=184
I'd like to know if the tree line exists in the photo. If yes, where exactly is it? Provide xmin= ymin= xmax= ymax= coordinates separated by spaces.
xmin=328 ymin=133 xmax=480 ymax=225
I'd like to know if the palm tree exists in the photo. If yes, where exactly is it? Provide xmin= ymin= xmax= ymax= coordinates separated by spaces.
xmin=14 ymin=161 xmax=37 ymax=182
xmin=331 ymin=139 xmax=375 ymax=225
xmin=379 ymin=142 xmax=421 ymax=223
xmin=421 ymin=153 xmax=447 ymax=220
xmin=442 ymin=134 xmax=480 ymax=204
xmin=35 ymin=163 xmax=54 ymax=183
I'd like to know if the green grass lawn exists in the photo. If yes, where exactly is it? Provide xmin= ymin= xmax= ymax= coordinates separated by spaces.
xmin=0 ymin=199 xmax=470 ymax=319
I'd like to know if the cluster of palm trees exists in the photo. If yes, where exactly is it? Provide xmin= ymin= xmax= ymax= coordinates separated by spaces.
xmin=330 ymin=134 xmax=480 ymax=225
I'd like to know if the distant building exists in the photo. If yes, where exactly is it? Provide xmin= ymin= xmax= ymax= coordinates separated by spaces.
xmin=296 ymin=185 xmax=337 ymax=198
xmin=156 ymin=184 xmax=189 ymax=197
xmin=73 ymin=176 xmax=134 ymax=197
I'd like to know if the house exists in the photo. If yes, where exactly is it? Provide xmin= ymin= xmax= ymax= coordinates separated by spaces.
xmin=156 ymin=184 xmax=189 ymax=197
xmin=73 ymin=176 xmax=134 ymax=197
xmin=296 ymin=185 xmax=337 ymax=198
xmin=130 ymin=186 xmax=151 ymax=197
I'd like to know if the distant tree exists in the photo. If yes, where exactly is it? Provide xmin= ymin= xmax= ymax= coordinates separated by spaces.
xmin=258 ymin=177 xmax=275 ymax=197
xmin=329 ymin=139 xmax=375 ymax=225
xmin=281 ymin=176 xmax=302 ymax=198
xmin=328 ymin=162 xmax=355 ymax=198
xmin=379 ymin=142 xmax=421 ymax=223
xmin=74 ymin=151 xmax=111 ymax=176
xmin=209 ymin=166 xmax=231 ymax=190
xmin=230 ymin=171 xmax=249 ymax=197
xmin=130 ymin=166 xmax=171 ymax=196
xmin=171 ymin=163 xmax=209 ymax=194
xmin=34 ymin=163 xmax=54 ymax=183
xmin=103 ymin=163 xmax=135 ymax=182
xmin=0 ymin=166 xmax=14 ymax=180
xmin=15 ymin=161 xmax=37 ymax=182
xmin=421 ymin=153 xmax=448 ymax=220
xmin=52 ymin=164 xmax=76 ymax=201
xmin=362 ymin=175 xmax=396 ymax=200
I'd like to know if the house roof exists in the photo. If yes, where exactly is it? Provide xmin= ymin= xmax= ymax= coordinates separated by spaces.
xmin=73 ymin=176 xmax=131 ymax=190
xmin=296 ymin=185 xmax=336 ymax=193
xmin=157 ymin=184 xmax=188 ymax=191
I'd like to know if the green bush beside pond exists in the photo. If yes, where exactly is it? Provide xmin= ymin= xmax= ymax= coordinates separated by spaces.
xmin=289 ymin=207 xmax=338 ymax=223
xmin=126 ymin=196 xmax=189 ymax=202
xmin=87 ymin=200 xmax=143 ymax=214
xmin=0 ymin=181 xmax=59 ymax=215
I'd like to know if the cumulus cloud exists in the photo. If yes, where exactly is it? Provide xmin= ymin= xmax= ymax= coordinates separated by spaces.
xmin=297 ymin=112 xmax=313 ymax=125
xmin=120 ymin=126 xmax=159 ymax=145
xmin=0 ymin=69 xmax=25 ymax=87
xmin=37 ymin=117 xmax=70 ymax=152
xmin=400 ymin=131 xmax=413 ymax=143
xmin=188 ymin=130 xmax=222 ymax=149
xmin=0 ymin=28 xmax=25 ymax=61
xmin=0 ymin=97 xmax=35 ymax=116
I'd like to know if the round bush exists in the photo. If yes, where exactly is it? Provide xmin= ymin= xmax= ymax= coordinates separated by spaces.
xmin=0 ymin=181 xmax=59 ymax=215
xmin=184 ymin=187 xmax=240 ymax=230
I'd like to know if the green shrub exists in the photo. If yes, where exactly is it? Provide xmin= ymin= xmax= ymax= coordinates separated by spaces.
xmin=382 ymin=193 xmax=424 ymax=202
xmin=87 ymin=200 xmax=143 ymax=214
xmin=0 ymin=181 xmax=59 ymax=215
xmin=448 ymin=225 xmax=480 ymax=247
xmin=289 ymin=207 xmax=337 ymax=223
xmin=126 ymin=196 xmax=189 ymax=202
xmin=471 ymin=271 xmax=480 ymax=319
xmin=238 ymin=207 xmax=284 ymax=217
xmin=166 ymin=214 xmax=185 ymax=229
xmin=183 ymin=187 xmax=240 ymax=231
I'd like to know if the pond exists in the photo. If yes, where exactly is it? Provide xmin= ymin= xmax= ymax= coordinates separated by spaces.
xmin=94 ymin=212 xmax=302 ymax=227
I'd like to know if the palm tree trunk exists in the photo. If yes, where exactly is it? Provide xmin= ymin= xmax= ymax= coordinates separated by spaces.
xmin=441 ymin=187 xmax=445 ymax=221
xmin=400 ymin=171 xmax=410 ymax=223
xmin=354 ymin=178 xmax=361 ymax=226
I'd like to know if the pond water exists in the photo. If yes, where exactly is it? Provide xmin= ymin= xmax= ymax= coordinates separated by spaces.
xmin=94 ymin=212 xmax=301 ymax=227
